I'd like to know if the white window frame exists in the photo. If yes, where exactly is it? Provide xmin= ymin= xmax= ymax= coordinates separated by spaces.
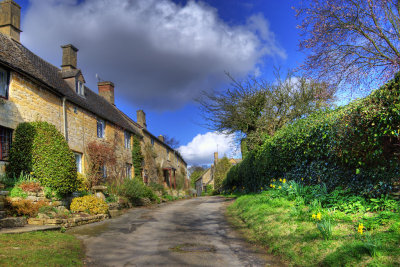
xmin=97 ymin=119 xmax=105 ymax=138
xmin=124 ymin=131 xmax=131 ymax=149
xmin=76 ymin=80 xmax=85 ymax=96
xmin=74 ymin=152 xmax=82 ymax=173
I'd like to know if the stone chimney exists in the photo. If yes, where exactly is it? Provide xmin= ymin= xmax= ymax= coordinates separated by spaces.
xmin=137 ymin=110 xmax=147 ymax=128
xmin=61 ymin=44 xmax=78 ymax=71
xmin=98 ymin=81 xmax=115 ymax=105
xmin=214 ymin=152 xmax=218 ymax=165
xmin=0 ymin=0 xmax=21 ymax=42
xmin=158 ymin=135 xmax=164 ymax=142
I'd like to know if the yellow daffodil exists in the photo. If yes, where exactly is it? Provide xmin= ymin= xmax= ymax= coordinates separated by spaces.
xmin=312 ymin=214 xmax=316 ymax=219
xmin=283 ymin=179 xmax=286 ymax=184
xmin=272 ymin=185 xmax=276 ymax=189
xmin=301 ymin=178 xmax=304 ymax=181
xmin=279 ymin=178 xmax=282 ymax=182
xmin=278 ymin=186 xmax=282 ymax=189
xmin=270 ymin=184 xmax=273 ymax=188
xmin=290 ymin=185 xmax=292 ymax=188
xmin=316 ymin=212 xmax=322 ymax=221
xmin=272 ymin=179 xmax=276 ymax=182
xmin=358 ymin=223 xmax=364 ymax=235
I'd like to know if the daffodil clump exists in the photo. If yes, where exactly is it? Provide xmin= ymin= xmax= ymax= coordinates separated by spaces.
xmin=312 ymin=212 xmax=322 ymax=221
xmin=358 ymin=223 xmax=364 ymax=235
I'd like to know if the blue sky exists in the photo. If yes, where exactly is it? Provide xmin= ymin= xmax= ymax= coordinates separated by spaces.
xmin=16 ymin=0 xmax=305 ymax=165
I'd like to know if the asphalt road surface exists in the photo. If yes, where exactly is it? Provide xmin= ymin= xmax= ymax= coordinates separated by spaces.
xmin=69 ymin=196 xmax=284 ymax=267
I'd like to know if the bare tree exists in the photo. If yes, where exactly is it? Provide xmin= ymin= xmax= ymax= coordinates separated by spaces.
xmin=197 ymin=70 xmax=335 ymax=150
xmin=163 ymin=135 xmax=180 ymax=149
xmin=296 ymin=0 xmax=400 ymax=89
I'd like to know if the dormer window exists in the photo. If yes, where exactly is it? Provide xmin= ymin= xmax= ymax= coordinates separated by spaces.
xmin=76 ymin=80 xmax=84 ymax=96
xmin=0 ymin=67 xmax=9 ymax=99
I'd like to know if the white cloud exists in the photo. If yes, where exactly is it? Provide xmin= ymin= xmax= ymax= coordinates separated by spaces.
xmin=178 ymin=131 xmax=240 ymax=166
xmin=21 ymin=0 xmax=286 ymax=111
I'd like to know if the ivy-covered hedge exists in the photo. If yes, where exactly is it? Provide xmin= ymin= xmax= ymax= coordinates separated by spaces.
xmin=224 ymin=74 xmax=400 ymax=197
xmin=7 ymin=121 xmax=78 ymax=195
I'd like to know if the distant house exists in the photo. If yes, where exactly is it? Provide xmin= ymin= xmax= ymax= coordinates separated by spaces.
xmin=0 ymin=0 xmax=187 ymax=188
xmin=195 ymin=152 xmax=241 ymax=195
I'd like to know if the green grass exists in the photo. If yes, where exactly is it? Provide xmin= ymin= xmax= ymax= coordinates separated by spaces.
xmin=0 ymin=231 xmax=84 ymax=267
xmin=227 ymin=193 xmax=400 ymax=266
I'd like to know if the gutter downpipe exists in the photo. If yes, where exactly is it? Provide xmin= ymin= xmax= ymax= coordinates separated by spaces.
xmin=62 ymin=97 xmax=68 ymax=141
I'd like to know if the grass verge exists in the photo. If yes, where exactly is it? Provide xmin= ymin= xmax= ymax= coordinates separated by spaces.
xmin=227 ymin=193 xmax=400 ymax=266
xmin=0 ymin=231 xmax=84 ymax=267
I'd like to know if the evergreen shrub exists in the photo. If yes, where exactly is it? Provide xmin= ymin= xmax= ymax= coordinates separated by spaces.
xmin=224 ymin=73 xmax=400 ymax=196
xmin=132 ymin=136 xmax=144 ymax=178
xmin=7 ymin=121 xmax=78 ymax=195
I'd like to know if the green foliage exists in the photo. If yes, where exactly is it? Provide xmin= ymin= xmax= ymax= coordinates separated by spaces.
xmin=117 ymin=178 xmax=157 ymax=204
xmin=224 ymin=73 xmax=400 ymax=197
xmin=132 ymin=135 xmax=144 ymax=178
xmin=7 ymin=122 xmax=78 ymax=195
xmin=317 ymin=218 xmax=333 ymax=240
xmin=9 ymin=186 xmax=27 ymax=198
xmin=189 ymin=166 xmax=205 ymax=188
xmin=70 ymin=195 xmax=108 ymax=215
xmin=214 ymin=157 xmax=232 ymax=192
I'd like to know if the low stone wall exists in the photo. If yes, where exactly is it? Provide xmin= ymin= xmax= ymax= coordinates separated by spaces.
xmin=9 ymin=191 xmax=65 ymax=208
xmin=0 ymin=191 xmax=8 ymax=219
xmin=0 ymin=217 xmax=27 ymax=228
xmin=28 ymin=214 xmax=109 ymax=228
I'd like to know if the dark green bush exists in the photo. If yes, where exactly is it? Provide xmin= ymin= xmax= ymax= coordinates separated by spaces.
xmin=7 ymin=121 xmax=78 ymax=195
xmin=118 ymin=178 xmax=157 ymax=204
xmin=224 ymin=73 xmax=400 ymax=197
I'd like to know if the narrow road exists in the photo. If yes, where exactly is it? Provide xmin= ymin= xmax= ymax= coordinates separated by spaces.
xmin=69 ymin=196 xmax=283 ymax=267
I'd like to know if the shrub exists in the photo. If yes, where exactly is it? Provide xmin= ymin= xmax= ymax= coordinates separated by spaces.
xmin=6 ymin=198 xmax=49 ymax=217
xmin=19 ymin=181 xmax=42 ymax=193
xmin=76 ymin=173 xmax=89 ymax=192
xmin=86 ymin=141 xmax=116 ymax=188
xmin=7 ymin=121 xmax=78 ymax=195
xmin=9 ymin=186 xmax=27 ymax=198
xmin=224 ymin=73 xmax=400 ymax=197
xmin=118 ymin=178 xmax=157 ymax=204
xmin=70 ymin=195 xmax=108 ymax=215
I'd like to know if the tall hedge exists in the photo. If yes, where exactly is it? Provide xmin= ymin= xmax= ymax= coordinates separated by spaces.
xmin=8 ymin=121 xmax=78 ymax=195
xmin=224 ymin=74 xmax=400 ymax=197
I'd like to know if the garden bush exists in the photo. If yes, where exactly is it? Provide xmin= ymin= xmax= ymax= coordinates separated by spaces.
xmin=7 ymin=121 xmax=78 ymax=195
xmin=70 ymin=195 xmax=108 ymax=215
xmin=118 ymin=178 xmax=157 ymax=204
xmin=6 ymin=198 xmax=49 ymax=217
xmin=224 ymin=73 xmax=400 ymax=197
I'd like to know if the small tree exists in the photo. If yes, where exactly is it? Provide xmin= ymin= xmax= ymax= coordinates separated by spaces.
xmin=189 ymin=166 xmax=205 ymax=188
xmin=8 ymin=121 xmax=78 ymax=195
xmin=132 ymin=135 xmax=144 ymax=178
xmin=213 ymin=156 xmax=232 ymax=192
xmin=86 ymin=140 xmax=116 ymax=188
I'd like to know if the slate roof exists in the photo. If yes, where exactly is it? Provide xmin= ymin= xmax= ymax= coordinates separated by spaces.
xmin=0 ymin=33 xmax=141 ymax=137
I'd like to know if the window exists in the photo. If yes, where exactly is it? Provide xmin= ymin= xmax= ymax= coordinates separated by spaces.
xmin=126 ymin=163 xmax=132 ymax=179
xmin=101 ymin=165 xmax=107 ymax=178
xmin=151 ymin=138 xmax=154 ymax=146
xmin=0 ymin=126 xmax=12 ymax=161
xmin=0 ymin=67 xmax=9 ymax=99
xmin=124 ymin=131 xmax=131 ymax=149
xmin=76 ymin=80 xmax=84 ymax=96
xmin=74 ymin=153 xmax=82 ymax=173
xmin=166 ymin=148 xmax=170 ymax=161
xmin=97 ymin=119 xmax=105 ymax=138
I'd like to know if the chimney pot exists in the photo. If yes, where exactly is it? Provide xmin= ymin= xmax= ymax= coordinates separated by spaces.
xmin=98 ymin=81 xmax=115 ymax=105
xmin=137 ymin=110 xmax=147 ymax=128
xmin=61 ymin=44 xmax=78 ymax=71
xmin=158 ymin=135 xmax=164 ymax=142
xmin=0 ymin=0 xmax=21 ymax=42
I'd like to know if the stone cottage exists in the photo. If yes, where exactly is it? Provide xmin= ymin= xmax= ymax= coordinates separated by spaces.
xmin=0 ymin=0 xmax=187 ymax=189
